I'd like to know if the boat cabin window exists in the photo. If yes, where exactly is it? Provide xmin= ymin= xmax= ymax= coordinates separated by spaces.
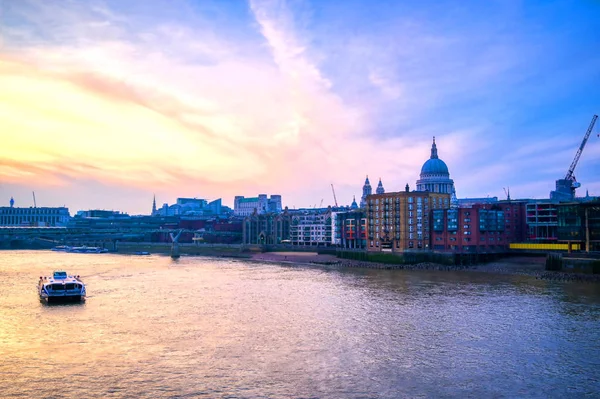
xmin=53 ymin=271 xmax=67 ymax=279
xmin=65 ymin=284 xmax=75 ymax=290
xmin=51 ymin=284 xmax=65 ymax=291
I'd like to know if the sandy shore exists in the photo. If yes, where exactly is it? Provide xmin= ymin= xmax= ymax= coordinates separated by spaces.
xmin=250 ymin=252 xmax=600 ymax=283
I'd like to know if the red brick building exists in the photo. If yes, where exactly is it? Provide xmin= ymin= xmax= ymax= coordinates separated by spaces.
xmin=431 ymin=201 xmax=526 ymax=253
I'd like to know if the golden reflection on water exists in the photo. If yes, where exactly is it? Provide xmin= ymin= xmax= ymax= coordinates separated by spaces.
xmin=0 ymin=251 xmax=599 ymax=398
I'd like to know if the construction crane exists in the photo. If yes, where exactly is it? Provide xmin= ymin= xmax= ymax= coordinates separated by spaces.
xmin=331 ymin=184 xmax=338 ymax=207
xmin=550 ymin=114 xmax=598 ymax=201
xmin=503 ymin=187 xmax=511 ymax=201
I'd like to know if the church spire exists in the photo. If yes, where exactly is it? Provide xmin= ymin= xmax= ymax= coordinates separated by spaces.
xmin=430 ymin=136 xmax=438 ymax=159
xmin=376 ymin=178 xmax=385 ymax=194
xmin=152 ymin=194 xmax=157 ymax=216
xmin=360 ymin=175 xmax=372 ymax=208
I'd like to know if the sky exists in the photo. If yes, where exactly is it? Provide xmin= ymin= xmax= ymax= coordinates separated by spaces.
xmin=0 ymin=0 xmax=599 ymax=215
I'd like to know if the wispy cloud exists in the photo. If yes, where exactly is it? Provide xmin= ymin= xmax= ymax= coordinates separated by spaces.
xmin=0 ymin=0 xmax=598 ymax=212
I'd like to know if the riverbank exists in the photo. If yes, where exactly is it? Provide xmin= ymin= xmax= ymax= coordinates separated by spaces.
xmin=250 ymin=252 xmax=600 ymax=283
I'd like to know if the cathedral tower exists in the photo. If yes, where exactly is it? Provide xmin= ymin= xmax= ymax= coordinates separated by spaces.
xmin=360 ymin=176 xmax=372 ymax=208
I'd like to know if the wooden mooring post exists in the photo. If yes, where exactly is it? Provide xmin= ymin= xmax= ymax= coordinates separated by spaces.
xmin=545 ymin=253 xmax=563 ymax=271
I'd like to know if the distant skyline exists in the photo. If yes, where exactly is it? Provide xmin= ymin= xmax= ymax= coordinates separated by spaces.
xmin=1 ymin=0 xmax=599 ymax=214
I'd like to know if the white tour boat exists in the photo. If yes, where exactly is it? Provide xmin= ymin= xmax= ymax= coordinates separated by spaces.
xmin=38 ymin=271 xmax=86 ymax=303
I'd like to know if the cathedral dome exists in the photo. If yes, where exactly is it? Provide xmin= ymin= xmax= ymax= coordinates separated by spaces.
xmin=420 ymin=158 xmax=449 ymax=175
xmin=416 ymin=137 xmax=456 ymax=197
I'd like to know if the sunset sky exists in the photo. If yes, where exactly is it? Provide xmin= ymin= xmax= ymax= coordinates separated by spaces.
xmin=1 ymin=0 xmax=599 ymax=214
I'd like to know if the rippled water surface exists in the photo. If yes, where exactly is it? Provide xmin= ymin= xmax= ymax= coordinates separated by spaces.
xmin=1 ymin=251 xmax=599 ymax=398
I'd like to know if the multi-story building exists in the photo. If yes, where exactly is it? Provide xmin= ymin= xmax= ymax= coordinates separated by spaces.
xmin=431 ymin=201 xmax=526 ymax=252
xmin=234 ymin=194 xmax=282 ymax=217
xmin=366 ymin=186 xmax=451 ymax=252
xmin=154 ymin=197 xmax=224 ymax=217
xmin=290 ymin=208 xmax=333 ymax=246
xmin=557 ymin=200 xmax=600 ymax=252
xmin=335 ymin=210 xmax=367 ymax=249
xmin=242 ymin=208 xmax=291 ymax=245
xmin=526 ymin=201 xmax=558 ymax=242
xmin=0 ymin=206 xmax=70 ymax=227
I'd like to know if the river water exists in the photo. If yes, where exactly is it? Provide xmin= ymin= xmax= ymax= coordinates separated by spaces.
xmin=1 ymin=251 xmax=599 ymax=398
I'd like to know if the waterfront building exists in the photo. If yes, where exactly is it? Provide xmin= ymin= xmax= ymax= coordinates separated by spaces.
xmin=234 ymin=194 xmax=282 ymax=217
xmin=242 ymin=208 xmax=291 ymax=245
xmin=331 ymin=210 xmax=341 ymax=246
xmin=335 ymin=209 xmax=367 ymax=249
xmin=186 ymin=219 xmax=243 ymax=244
xmin=416 ymin=137 xmax=457 ymax=205
xmin=289 ymin=208 xmax=333 ymax=246
xmin=360 ymin=177 xmax=372 ymax=208
xmin=366 ymin=186 xmax=451 ymax=252
xmin=526 ymin=201 xmax=558 ymax=242
xmin=0 ymin=206 xmax=70 ymax=227
xmin=431 ymin=201 xmax=526 ymax=253
xmin=556 ymin=200 xmax=600 ymax=252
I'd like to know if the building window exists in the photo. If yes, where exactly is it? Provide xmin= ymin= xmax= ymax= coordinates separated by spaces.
xmin=408 ymin=197 xmax=413 ymax=203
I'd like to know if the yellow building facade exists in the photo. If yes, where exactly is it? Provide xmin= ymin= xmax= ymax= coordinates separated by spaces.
xmin=366 ymin=189 xmax=450 ymax=252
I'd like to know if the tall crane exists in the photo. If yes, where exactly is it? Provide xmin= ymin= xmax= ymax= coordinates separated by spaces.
xmin=550 ymin=114 xmax=598 ymax=201
xmin=503 ymin=187 xmax=511 ymax=201
xmin=331 ymin=184 xmax=338 ymax=207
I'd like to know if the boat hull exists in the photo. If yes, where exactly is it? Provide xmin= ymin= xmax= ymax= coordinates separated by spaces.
xmin=41 ymin=295 xmax=84 ymax=304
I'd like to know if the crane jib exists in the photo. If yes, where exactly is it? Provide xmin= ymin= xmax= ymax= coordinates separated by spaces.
xmin=565 ymin=114 xmax=598 ymax=181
